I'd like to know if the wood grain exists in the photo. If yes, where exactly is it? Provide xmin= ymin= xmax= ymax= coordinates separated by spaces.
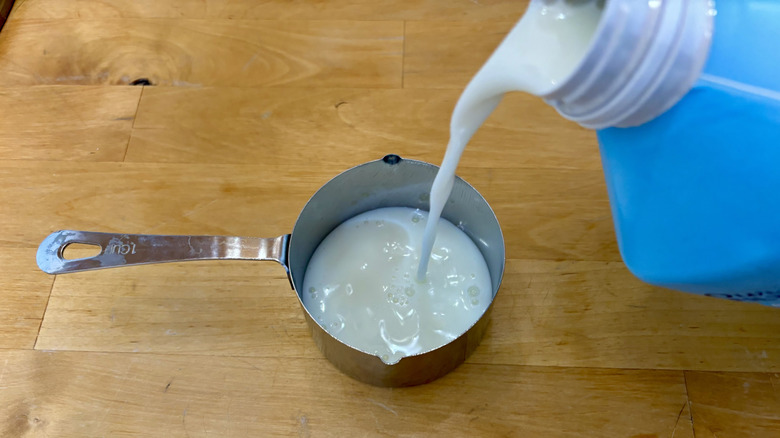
xmin=128 ymin=86 xmax=600 ymax=170
xmin=36 ymin=259 xmax=780 ymax=373
xmin=1 ymin=0 xmax=779 ymax=434
xmin=475 ymin=260 xmax=780 ymax=372
xmin=404 ymin=21 xmax=516 ymax=89
xmin=0 ymin=19 xmax=403 ymax=88
xmin=0 ymin=350 xmax=691 ymax=438
xmin=0 ymin=0 xmax=13 ymax=30
xmin=37 ymin=261 xmax=315 ymax=358
xmin=0 ymin=248 xmax=52 ymax=349
xmin=686 ymin=371 xmax=780 ymax=437
xmin=0 ymin=160 xmax=309 ymax=249
xmin=0 ymin=160 xmax=618 ymax=262
xmin=0 ymin=86 xmax=139 ymax=161
xmin=10 ymin=0 xmax=528 ymax=21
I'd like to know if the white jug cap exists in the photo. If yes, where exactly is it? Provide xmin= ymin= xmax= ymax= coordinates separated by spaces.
xmin=541 ymin=0 xmax=715 ymax=129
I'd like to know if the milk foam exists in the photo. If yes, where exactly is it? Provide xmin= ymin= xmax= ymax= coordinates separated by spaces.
xmin=302 ymin=207 xmax=492 ymax=365
xmin=417 ymin=0 xmax=604 ymax=280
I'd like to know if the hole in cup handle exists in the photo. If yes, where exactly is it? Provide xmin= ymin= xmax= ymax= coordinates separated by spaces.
xmin=37 ymin=230 xmax=97 ymax=274
xmin=37 ymin=230 xmax=135 ymax=274
xmin=61 ymin=242 xmax=103 ymax=260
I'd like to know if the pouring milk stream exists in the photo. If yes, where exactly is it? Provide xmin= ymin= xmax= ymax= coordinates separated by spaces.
xmin=304 ymin=0 xmax=606 ymax=365
xmin=37 ymin=0 xmax=778 ymax=384
xmin=418 ymin=0 xmax=603 ymax=280
xmin=422 ymin=0 xmax=780 ymax=306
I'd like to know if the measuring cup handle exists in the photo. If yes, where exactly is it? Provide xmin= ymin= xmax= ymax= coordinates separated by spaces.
xmin=36 ymin=230 xmax=291 ymax=275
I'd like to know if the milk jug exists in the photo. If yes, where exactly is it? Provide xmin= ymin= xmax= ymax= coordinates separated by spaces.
xmin=442 ymin=0 xmax=780 ymax=306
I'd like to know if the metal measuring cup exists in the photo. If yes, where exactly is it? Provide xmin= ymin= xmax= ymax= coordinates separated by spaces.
xmin=37 ymin=155 xmax=505 ymax=387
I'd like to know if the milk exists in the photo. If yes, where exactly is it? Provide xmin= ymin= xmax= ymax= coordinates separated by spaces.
xmin=418 ymin=0 xmax=604 ymax=280
xmin=304 ymin=0 xmax=604 ymax=363
xmin=302 ymin=207 xmax=492 ymax=365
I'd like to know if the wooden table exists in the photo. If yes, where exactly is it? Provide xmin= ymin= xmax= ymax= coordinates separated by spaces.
xmin=0 ymin=1 xmax=778 ymax=436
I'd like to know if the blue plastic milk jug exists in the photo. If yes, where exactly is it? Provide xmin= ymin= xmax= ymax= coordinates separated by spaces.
xmin=537 ymin=0 xmax=780 ymax=306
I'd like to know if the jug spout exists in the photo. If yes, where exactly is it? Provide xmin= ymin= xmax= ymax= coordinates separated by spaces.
xmin=476 ymin=0 xmax=714 ymax=129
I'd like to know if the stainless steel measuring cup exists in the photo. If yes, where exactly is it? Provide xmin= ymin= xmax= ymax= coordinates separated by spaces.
xmin=37 ymin=155 xmax=505 ymax=387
